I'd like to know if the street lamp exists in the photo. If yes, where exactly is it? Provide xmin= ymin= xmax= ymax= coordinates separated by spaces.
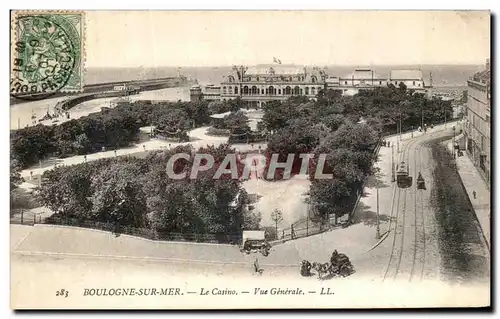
xmin=376 ymin=177 xmax=381 ymax=239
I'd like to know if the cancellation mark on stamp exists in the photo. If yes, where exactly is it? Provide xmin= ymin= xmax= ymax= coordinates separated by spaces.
xmin=10 ymin=11 xmax=84 ymax=101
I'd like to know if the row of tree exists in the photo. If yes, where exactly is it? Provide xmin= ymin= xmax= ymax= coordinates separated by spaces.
xmin=261 ymin=83 xmax=452 ymax=223
xmin=37 ymin=144 xmax=260 ymax=239
xmin=11 ymin=100 xmax=212 ymax=169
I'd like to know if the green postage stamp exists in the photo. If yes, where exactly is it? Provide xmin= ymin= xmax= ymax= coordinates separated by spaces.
xmin=10 ymin=11 xmax=85 ymax=100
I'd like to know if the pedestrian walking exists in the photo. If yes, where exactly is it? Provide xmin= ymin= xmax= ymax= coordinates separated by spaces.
xmin=473 ymin=190 xmax=477 ymax=199
xmin=254 ymin=257 xmax=263 ymax=275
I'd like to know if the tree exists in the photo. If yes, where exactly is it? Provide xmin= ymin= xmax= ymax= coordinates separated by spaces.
xmin=90 ymin=162 xmax=148 ymax=228
xmin=317 ymin=122 xmax=378 ymax=153
xmin=271 ymin=208 xmax=283 ymax=236
xmin=10 ymin=124 xmax=55 ymax=168
xmin=309 ymin=178 xmax=356 ymax=224
xmin=10 ymin=160 xmax=24 ymax=189
xmin=262 ymin=100 xmax=299 ymax=131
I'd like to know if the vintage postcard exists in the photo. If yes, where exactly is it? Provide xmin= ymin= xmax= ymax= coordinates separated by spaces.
xmin=10 ymin=10 xmax=491 ymax=309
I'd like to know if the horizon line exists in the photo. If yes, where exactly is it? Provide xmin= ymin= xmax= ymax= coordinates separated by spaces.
xmin=86 ymin=62 xmax=486 ymax=69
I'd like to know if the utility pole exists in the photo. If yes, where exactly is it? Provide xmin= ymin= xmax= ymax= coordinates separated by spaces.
xmin=421 ymin=104 xmax=424 ymax=131
xmin=399 ymin=108 xmax=402 ymax=141
xmin=452 ymin=126 xmax=456 ymax=159
xmin=444 ymin=106 xmax=447 ymax=128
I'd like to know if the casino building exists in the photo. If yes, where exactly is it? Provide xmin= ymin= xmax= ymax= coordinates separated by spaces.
xmin=190 ymin=65 xmax=432 ymax=106
xmin=217 ymin=65 xmax=328 ymax=108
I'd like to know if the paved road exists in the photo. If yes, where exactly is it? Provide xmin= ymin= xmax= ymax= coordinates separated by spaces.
xmin=381 ymin=129 xmax=443 ymax=283
xmin=378 ymin=128 xmax=490 ymax=284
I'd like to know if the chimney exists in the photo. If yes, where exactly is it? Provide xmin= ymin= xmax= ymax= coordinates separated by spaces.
xmin=486 ymin=58 xmax=490 ymax=71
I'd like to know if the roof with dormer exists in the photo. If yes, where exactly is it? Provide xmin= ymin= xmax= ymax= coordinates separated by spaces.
xmin=246 ymin=65 xmax=306 ymax=75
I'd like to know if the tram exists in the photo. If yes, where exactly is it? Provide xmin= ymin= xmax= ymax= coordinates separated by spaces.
xmin=416 ymin=172 xmax=426 ymax=190
xmin=396 ymin=161 xmax=411 ymax=188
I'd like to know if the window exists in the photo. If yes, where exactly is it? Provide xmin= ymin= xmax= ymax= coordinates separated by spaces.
xmin=289 ymin=76 xmax=293 ymax=82
xmin=278 ymin=89 xmax=281 ymax=95
xmin=261 ymin=89 xmax=265 ymax=94
xmin=305 ymin=87 xmax=309 ymax=95
xmin=345 ymin=81 xmax=348 ymax=85
xmin=311 ymin=87 xmax=316 ymax=95
xmin=257 ymin=76 xmax=260 ymax=81
xmin=312 ymin=76 xmax=317 ymax=83
xmin=379 ymin=81 xmax=382 ymax=85
xmin=413 ymin=81 xmax=416 ymax=85
xmin=234 ymin=86 xmax=238 ymax=94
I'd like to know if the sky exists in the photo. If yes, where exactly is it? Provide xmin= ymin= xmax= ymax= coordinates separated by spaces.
xmin=85 ymin=11 xmax=490 ymax=68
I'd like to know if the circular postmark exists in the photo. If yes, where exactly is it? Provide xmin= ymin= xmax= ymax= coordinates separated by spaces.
xmin=11 ymin=15 xmax=77 ymax=101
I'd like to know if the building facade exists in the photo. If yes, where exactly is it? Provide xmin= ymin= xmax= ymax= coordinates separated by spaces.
xmin=464 ymin=59 xmax=491 ymax=183
xmin=218 ymin=65 xmax=328 ymax=108
xmin=326 ymin=68 xmax=430 ymax=96
xmin=191 ymin=65 xmax=432 ymax=106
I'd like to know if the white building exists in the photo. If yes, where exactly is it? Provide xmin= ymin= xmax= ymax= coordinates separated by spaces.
xmin=326 ymin=68 xmax=430 ymax=96
xmin=191 ymin=65 xmax=433 ymax=105
xmin=464 ymin=59 xmax=490 ymax=183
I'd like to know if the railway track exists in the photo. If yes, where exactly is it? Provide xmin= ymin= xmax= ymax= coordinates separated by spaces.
xmin=409 ymin=142 xmax=427 ymax=282
xmin=383 ymin=135 xmax=427 ymax=282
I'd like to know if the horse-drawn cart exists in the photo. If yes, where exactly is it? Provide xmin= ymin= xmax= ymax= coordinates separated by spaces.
xmin=301 ymin=250 xmax=355 ymax=279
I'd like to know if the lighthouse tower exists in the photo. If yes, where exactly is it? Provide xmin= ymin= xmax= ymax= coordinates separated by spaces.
xmin=190 ymin=82 xmax=202 ymax=102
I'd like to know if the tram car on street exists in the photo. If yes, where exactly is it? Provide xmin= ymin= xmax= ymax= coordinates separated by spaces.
xmin=396 ymin=161 xmax=412 ymax=188
xmin=416 ymin=172 xmax=426 ymax=190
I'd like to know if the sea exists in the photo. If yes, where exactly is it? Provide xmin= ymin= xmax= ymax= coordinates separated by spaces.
xmin=85 ymin=64 xmax=483 ymax=87
xmin=11 ymin=64 xmax=483 ymax=129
